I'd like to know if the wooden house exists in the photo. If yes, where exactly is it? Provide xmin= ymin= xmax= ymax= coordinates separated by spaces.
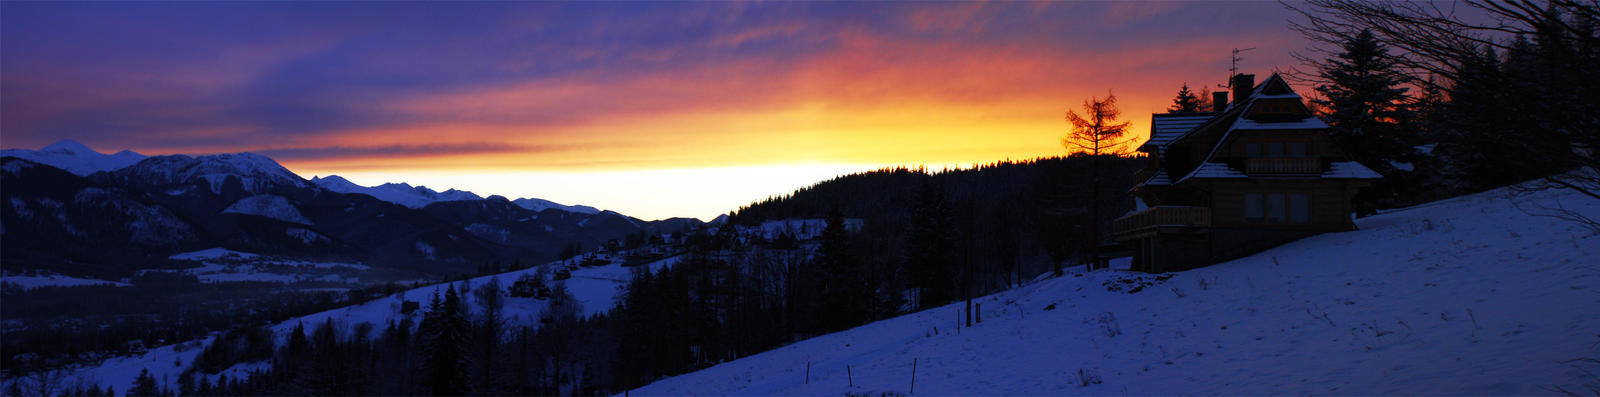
xmin=1114 ymin=73 xmax=1383 ymax=272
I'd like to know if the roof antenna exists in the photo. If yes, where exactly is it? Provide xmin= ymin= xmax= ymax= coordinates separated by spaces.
xmin=1219 ymin=47 xmax=1256 ymax=89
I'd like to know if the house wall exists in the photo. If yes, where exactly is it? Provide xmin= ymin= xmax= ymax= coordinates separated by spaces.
xmin=1205 ymin=179 xmax=1360 ymax=230
xmin=1220 ymin=130 xmax=1345 ymax=160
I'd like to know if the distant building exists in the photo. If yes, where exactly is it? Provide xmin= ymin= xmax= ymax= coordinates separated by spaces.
xmin=1114 ymin=73 xmax=1382 ymax=272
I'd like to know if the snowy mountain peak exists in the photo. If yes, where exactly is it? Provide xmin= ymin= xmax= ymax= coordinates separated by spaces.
xmin=116 ymin=152 xmax=308 ymax=194
xmin=313 ymin=175 xmax=483 ymax=209
xmin=40 ymin=139 xmax=98 ymax=155
xmin=512 ymin=197 xmax=601 ymax=214
xmin=0 ymin=139 xmax=147 ymax=176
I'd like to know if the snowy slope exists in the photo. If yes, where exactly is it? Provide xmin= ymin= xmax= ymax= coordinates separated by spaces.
xmin=633 ymin=184 xmax=1600 ymax=395
xmin=0 ymin=273 xmax=131 ymax=291
xmin=116 ymin=153 xmax=308 ymax=194
xmin=221 ymin=195 xmax=312 ymax=225
xmin=0 ymin=140 xmax=146 ymax=176
xmin=49 ymin=254 xmax=681 ymax=395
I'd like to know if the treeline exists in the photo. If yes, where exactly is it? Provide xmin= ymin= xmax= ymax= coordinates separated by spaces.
xmin=1285 ymin=0 xmax=1598 ymax=219
xmin=731 ymin=156 xmax=1144 ymax=278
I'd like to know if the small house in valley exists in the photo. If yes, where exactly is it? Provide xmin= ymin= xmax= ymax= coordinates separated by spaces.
xmin=1115 ymin=73 xmax=1383 ymax=272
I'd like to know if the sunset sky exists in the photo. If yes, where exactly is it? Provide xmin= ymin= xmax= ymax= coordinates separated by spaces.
xmin=1 ymin=1 xmax=1315 ymax=220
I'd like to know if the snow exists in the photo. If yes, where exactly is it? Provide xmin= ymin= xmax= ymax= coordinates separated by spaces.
xmin=633 ymin=183 xmax=1600 ymax=395
xmin=0 ymin=140 xmax=147 ymax=176
xmin=1 ymin=274 xmax=131 ymax=291
xmin=513 ymin=197 xmax=601 ymax=214
xmin=1145 ymin=114 xmax=1214 ymax=153
xmin=1389 ymin=160 xmax=1416 ymax=172
xmin=164 ymin=248 xmax=370 ymax=284
xmin=128 ymin=153 xmax=307 ymax=194
xmin=1181 ymin=162 xmax=1248 ymax=181
xmin=743 ymin=218 xmax=864 ymax=241
xmin=261 ymin=254 xmax=681 ymax=346
xmin=221 ymin=195 xmax=313 ymax=225
xmin=42 ymin=253 xmax=685 ymax=396
xmin=310 ymin=175 xmax=485 ymax=209
xmin=1324 ymin=161 xmax=1385 ymax=179
xmin=169 ymin=248 xmax=260 ymax=261
xmin=1231 ymin=117 xmax=1330 ymax=130
xmin=415 ymin=241 xmax=436 ymax=260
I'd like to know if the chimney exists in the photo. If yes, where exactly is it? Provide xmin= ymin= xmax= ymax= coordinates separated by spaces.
xmin=1231 ymin=73 xmax=1255 ymax=104
xmin=1212 ymin=91 xmax=1229 ymax=112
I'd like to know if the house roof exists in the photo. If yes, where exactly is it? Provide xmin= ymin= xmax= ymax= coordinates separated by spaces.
xmin=1140 ymin=113 xmax=1215 ymax=154
xmin=1324 ymin=161 xmax=1384 ymax=179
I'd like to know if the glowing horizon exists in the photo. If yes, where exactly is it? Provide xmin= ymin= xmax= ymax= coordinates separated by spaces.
xmin=2 ymin=1 xmax=1315 ymax=220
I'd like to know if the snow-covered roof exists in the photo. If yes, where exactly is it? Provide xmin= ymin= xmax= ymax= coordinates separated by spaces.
xmin=1323 ymin=161 xmax=1384 ymax=179
xmin=1177 ymin=162 xmax=1248 ymax=183
xmin=1144 ymin=113 xmax=1215 ymax=152
xmin=1133 ymin=169 xmax=1173 ymax=190
xmin=1231 ymin=117 xmax=1329 ymax=130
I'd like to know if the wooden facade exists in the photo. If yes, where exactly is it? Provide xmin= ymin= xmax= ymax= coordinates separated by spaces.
xmin=1114 ymin=73 xmax=1382 ymax=273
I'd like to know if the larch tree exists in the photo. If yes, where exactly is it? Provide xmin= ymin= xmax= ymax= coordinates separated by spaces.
xmin=1063 ymin=93 xmax=1132 ymax=270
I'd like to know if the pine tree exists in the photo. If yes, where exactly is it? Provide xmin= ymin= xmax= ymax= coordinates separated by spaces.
xmin=815 ymin=206 xmax=867 ymax=332
xmin=1314 ymin=29 xmax=1421 ymax=211
xmin=129 ymin=369 xmax=159 ymax=397
xmin=906 ymin=181 xmax=956 ymax=309
xmin=421 ymin=286 xmax=473 ymax=396
xmin=1168 ymin=83 xmax=1203 ymax=113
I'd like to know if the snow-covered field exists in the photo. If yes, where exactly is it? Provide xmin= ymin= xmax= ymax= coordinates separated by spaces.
xmin=145 ymin=248 xmax=372 ymax=285
xmin=0 ymin=274 xmax=130 ymax=291
xmin=633 ymin=185 xmax=1600 ymax=395
xmin=39 ymin=254 xmax=681 ymax=395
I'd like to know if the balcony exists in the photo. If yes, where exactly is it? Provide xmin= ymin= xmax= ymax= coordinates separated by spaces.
xmin=1245 ymin=157 xmax=1321 ymax=174
xmin=1113 ymin=206 xmax=1211 ymax=240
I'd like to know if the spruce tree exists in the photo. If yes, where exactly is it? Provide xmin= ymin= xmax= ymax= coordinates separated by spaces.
xmin=815 ymin=206 xmax=867 ymax=332
xmin=422 ymin=286 xmax=473 ymax=396
xmin=906 ymin=181 xmax=956 ymax=308
xmin=1314 ymin=29 xmax=1420 ymax=211
xmin=129 ymin=369 xmax=159 ymax=397
xmin=1168 ymin=83 xmax=1203 ymax=113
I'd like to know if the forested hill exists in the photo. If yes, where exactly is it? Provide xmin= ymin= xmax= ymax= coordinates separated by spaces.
xmin=729 ymin=156 xmax=1144 ymax=275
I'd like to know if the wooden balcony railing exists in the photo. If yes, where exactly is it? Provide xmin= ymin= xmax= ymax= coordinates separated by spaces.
xmin=1245 ymin=157 xmax=1321 ymax=174
xmin=1113 ymin=206 xmax=1211 ymax=239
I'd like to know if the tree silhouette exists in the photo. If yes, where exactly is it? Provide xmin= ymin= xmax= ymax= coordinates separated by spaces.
xmin=1314 ymin=29 xmax=1421 ymax=213
xmin=1063 ymin=93 xmax=1132 ymax=270
xmin=1168 ymin=83 xmax=1204 ymax=113
xmin=1063 ymin=94 xmax=1134 ymax=156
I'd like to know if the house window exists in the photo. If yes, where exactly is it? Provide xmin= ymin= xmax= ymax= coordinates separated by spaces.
xmin=1263 ymin=142 xmax=1284 ymax=157
xmin=1287 ymin=142 xmax=1308 ymax=157
xmin=1245 ymin=192 xmax=1311 ymax=223
xmin=1244 ymin=141 xmax=1310 ymax=158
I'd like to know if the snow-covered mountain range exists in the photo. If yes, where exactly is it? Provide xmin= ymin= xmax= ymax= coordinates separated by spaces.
xmin=308 ymin=174 xmax=598 ymax=214
xmin=1 ymin=140 xmax=694 ymax=277
xmin=0 ymin=139 xmax=146 ymax=176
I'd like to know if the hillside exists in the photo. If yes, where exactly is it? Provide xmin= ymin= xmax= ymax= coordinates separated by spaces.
xmin=633 ymin=183 xmax=1600 ymax=394
xmin=36 ymin=252 xmax=682 ymax=395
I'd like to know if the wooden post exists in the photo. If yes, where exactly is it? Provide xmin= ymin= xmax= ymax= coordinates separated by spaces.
xmin=847 ymin=365 xmax=853 ymax=387
xmin=910 ymin=358 xmax=918 ymax=394
xmin=805 ymin=361 xmax=810 ymax=385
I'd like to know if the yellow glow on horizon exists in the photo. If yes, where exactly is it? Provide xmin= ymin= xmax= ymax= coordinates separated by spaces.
xmin=308 ymin=163 xmax=936 ymax=222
